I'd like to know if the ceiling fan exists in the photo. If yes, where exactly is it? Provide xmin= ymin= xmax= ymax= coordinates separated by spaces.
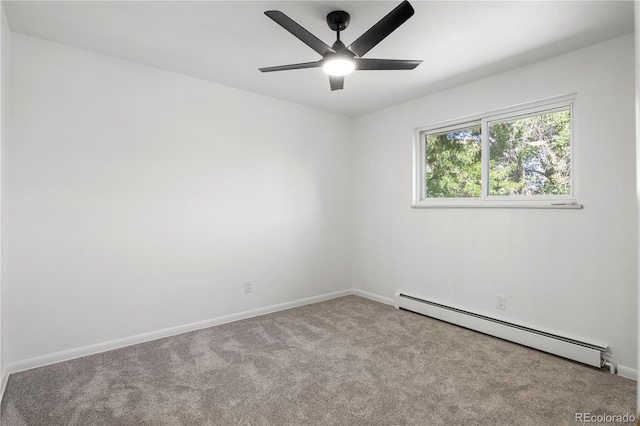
xmin=259 ymin=0 xmax=422 ymax=91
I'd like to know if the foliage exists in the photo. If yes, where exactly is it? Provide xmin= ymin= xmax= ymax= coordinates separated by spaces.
xmin=489 ymin=110 xmax=570 ymax=196
xmin=425 ymin=126 xmax=482 ymax=198
xmin=425 ymin=109 xmax=571 ymax=198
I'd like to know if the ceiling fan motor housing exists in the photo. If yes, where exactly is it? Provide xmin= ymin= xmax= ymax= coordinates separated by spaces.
xmin=326 ymin=11 xmax=350 ymax=32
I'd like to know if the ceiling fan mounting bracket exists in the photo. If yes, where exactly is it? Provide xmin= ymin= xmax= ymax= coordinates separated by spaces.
xmin=326 ymin=11 xmax=350 ymax=32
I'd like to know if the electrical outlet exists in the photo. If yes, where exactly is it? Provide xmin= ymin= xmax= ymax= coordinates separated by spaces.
xmin=496 ymin=295 xmax=507 ymax=311
xmin=244 ymin=281 xmax=253 ymax=293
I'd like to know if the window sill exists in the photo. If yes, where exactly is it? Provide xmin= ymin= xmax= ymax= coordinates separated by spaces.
xmin=410 ymin=202 xmax=583 ymax=209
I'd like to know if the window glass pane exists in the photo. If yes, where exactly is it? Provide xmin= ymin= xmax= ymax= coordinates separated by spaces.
xmin=488 ymin=109 xmax=571 ymax=196
xmin=425 ymin=125 xmax=482 ymax=198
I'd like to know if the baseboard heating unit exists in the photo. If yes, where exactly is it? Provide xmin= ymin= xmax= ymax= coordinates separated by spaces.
xmin=395 ymin=292 xmax=613 ymax=372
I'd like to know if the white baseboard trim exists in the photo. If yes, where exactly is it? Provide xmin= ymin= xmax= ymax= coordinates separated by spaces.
xmin=0 ymin=366 xmax=8 ymax=402
xmin=4 ymin=289 xmax=352 ymax=377
xmin=616 ymin=365 xmax=638 ymax=381
xmin=352 ymin=288 xmax=395 ymax=306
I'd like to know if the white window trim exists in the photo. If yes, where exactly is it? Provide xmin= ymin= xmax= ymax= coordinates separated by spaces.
xmin=412 ymin=94 xmax=582 ymax=209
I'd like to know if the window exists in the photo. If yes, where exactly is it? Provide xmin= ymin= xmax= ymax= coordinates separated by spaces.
xmin=425 ymin=122 xmax=482 ymax=198
xmin=413 ymin=95 xmax=580 ymax=208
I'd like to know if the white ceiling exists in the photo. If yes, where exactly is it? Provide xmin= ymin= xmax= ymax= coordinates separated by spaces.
xmin=3 ymin=1 xmax=635 ymax=117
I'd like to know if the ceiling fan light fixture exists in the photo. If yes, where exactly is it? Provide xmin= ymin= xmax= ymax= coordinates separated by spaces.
xmin=323 ymin=57 xmax=355 ymax=76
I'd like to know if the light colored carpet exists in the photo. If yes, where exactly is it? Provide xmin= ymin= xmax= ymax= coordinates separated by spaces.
xmin=1 ymin=295 xmax=636 ymax=425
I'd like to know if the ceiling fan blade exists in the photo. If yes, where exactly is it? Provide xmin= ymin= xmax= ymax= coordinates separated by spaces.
xmin=265 ymin=11 xmax=335 ymax=57
xmin=355 ymin=58 xmax=422 ymax=70
xmin=259 ymin=61 xmax=323 ymax=73
xmin=348 ymin=1 xmax=415 ymax=58
xmin=329 ymin=75 xmax=344 ymax=91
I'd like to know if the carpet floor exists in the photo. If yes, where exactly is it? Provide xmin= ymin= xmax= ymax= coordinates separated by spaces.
xmin=0 ymin=295 xmax=636 ymax=425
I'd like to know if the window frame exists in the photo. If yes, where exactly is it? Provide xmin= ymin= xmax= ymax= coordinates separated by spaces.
xmin=412 ymin=94 xmax=581 ymax=209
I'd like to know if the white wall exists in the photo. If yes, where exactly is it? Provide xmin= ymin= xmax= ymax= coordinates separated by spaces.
xmin=353 ymin=35 xmax=637 ymax=374
xmin=634 ymin=0 xmax=640 ymax=406
xmin=5 ymin=33 xmax=353 ymax=365
xmin=0 ymin=2 xmax=10 ymax=394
